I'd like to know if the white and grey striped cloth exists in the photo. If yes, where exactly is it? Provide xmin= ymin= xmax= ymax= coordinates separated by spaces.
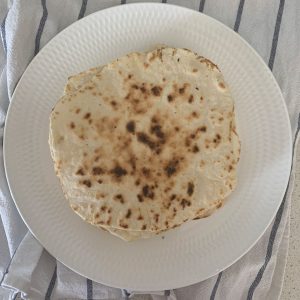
xmin=0 ymin=0 xmax=299 ymax=299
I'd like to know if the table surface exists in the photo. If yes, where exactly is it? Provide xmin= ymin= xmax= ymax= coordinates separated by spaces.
xmin=282 ymin=144 xmax=300 ymax=299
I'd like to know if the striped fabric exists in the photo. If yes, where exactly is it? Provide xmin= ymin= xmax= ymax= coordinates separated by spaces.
xmin=0 ymin=1 xmax=299 ymax=299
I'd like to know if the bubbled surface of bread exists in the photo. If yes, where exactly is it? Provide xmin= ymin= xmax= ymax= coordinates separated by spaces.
xmin=49 ymin=47 xmax=240 ymax=241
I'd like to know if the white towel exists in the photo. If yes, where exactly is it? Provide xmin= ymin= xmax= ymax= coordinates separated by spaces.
xmin=0 ymin=1 xmax=299 ymax=299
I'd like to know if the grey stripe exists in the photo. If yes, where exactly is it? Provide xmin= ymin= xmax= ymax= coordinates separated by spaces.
xmin=198 ymin=0 xmax=206 ymax=12
xmin=121 ymin=0 xmax=126 ymax=4
xmin=293 ymin=113 xmax=300 ymax=150
xmin=247 ymin=112 xmax=300 ymax=300
xmin=162 ymin=0 xmax=167 ymax=3
xmin=234 ymin=0 xmax=246 ymax=32
xmin=1 ymin=12 xmax=7 ymax=53
xmin=0 ymin=240 xmax=21 ymax=286
xmin=78 ymin=0 xmax=88 ymax=20
xmin=87 ymin=278 xmax=93 ymax=300
xmin=45 ymin=265 xmax=57 ymax=300
xmin=268 ymin=0 xmax=285 ymax=70
xmin=210 ymin=272 xmax=223 ymax=300
xmin=247 ymin=189 xmax=288 ymax=300
xmin=34 ymin=0 xmax=48 ymax=55
xmin=122 ymin=289 xmax=130 ymax=299
xmin=12 ymin=292 xmax=20 ymax=300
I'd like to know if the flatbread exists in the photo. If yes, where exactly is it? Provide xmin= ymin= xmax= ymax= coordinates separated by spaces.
xmin=49 ymin=47 xmax=240 ymax=241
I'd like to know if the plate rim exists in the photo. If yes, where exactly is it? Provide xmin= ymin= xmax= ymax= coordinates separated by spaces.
xmin=3 ymin=3 xmax=293 ymax=291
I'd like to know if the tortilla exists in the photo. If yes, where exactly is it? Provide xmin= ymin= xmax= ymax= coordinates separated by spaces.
xmin=49 ymin=47 xmax=240 ymax=241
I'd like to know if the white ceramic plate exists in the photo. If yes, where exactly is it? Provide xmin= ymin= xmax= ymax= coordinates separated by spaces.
xmin=4 ymin=3 xmax=292 ymax=291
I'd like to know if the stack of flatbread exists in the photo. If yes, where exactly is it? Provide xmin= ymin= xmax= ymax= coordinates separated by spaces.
xmin=49 ymin=47 xmax=240 ymax=241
